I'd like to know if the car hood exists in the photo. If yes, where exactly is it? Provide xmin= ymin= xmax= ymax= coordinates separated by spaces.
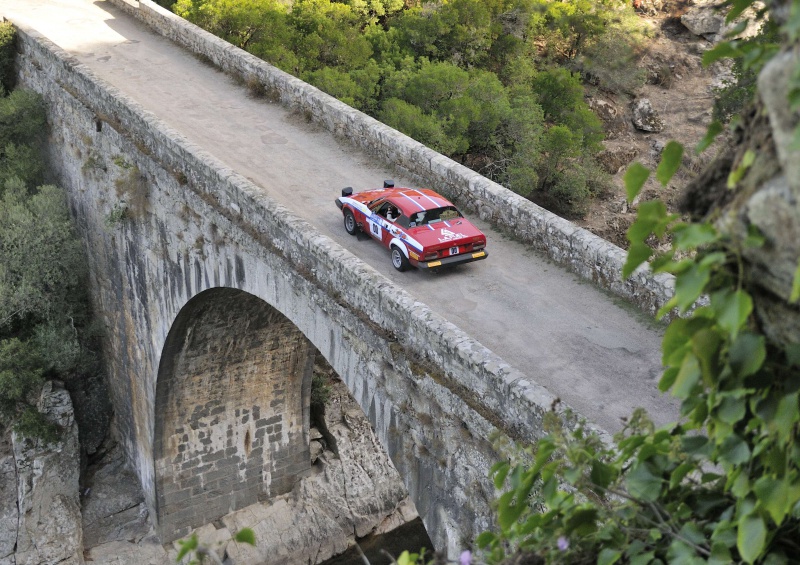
xmin=407 ymin=219 xmax=485 ymax=248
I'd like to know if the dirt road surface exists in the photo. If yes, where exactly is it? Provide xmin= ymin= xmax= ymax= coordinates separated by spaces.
xmin=1 ymin=0 xmax=679 ymax=433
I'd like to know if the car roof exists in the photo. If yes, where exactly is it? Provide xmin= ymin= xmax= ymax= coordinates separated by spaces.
xmin=384 ymin=188 xmax=454 ymax=214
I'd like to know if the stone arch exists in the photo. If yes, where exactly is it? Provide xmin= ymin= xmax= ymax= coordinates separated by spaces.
xmin=153 ymin=288 xmax=314 ymax=542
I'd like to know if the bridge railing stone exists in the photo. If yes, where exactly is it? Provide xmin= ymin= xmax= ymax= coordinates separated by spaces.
xmin=106 ymin=0 xmax=675 ymax=318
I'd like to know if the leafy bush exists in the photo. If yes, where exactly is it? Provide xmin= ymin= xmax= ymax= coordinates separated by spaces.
xmin=0 ymin=21 xmax=15 ymax=95
xmin=0 ymin=89 xmax=98 ymax=440
xmin=0 ymin=88 xmax=46 ymax=150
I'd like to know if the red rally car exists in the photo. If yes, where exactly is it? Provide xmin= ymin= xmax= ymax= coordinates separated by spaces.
xmin=335 ymin=181 xmax=488 ymax=271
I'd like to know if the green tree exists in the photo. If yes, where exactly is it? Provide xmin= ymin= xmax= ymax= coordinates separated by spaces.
xmin=378 ymin=98 xmax=457 ymax=155
xmin=0 ymin=21 xmax=16 ymax=95
xmin=0 ymin=180 xmax=86 ymax=329
xmin=288 ymin=0 xmax=373 ymax=72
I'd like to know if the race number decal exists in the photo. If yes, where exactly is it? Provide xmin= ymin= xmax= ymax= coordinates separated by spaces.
xmin=368 ymin=219 xmax=381 ymax=239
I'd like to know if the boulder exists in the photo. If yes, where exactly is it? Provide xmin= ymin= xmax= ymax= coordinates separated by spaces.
xmin=631 ymin=98 xmax=664 ymax=132
xmin=13 ymin=381 xmax=84 ymax=565
xmin=596 ymin=147 xmax=639 ymax=174
xmin=681 ymin=7 xmax=724 ymax=38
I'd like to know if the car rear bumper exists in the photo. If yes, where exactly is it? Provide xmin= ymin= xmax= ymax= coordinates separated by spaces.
xmin=335 ymin=198 xmax=343 ymax=210
xmin=416 ymin=250 xmax=488 ymax=269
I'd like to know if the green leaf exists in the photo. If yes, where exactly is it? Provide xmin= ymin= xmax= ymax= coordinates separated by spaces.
xmin=703 ymin=41 xmax=742 ymax=66
xmin=662 ymin=318 xmax=691 ymax=365
xmin=672 ymin=222 xmax=718 ymax=250
xmin=717 ymin=394 xmax=746 ymax=425
xmin=692 ymin=328 xmax=722 ymax=386
xmin=773 ymin=392 xmax=800 ymax=444
xmin=622 ymin=242 xmax=653 ymax=279
xmin=727 ymin=149 xmax=756 ymax=188
xmin=565 ymin=507 xmax=599 ymax=535
xmin=176 ymin=534 xmax=198 ymax=563
xmin=659 ymin=366 xmax=679 ymax=392
xmin=727 ymin=0 xmax=754 ymax=21
xmin=790 ymin=259 xmax=800 ymax=303
xmin=711 ymin=289 xmax=752 ymax=339
xmin=531 ymin=441 xmax=557 ymax=478
xmin=590 ymin=460 xmax=616 ymax=490
xmin=670 ymin=462 xmax=696 ymax=489
xmin=696 ymin=121 xmax=724 ymax=153
xmin=397 ymin=550 xmax=413 ymax=565
xmin=672 ymin=353 xmax=702 ymax=399
xmin=626 ymin=463 xmax=662 ymax=502
xmin=476 ymin=531 xmax=497 ymax=549
xmin=656 ymin=141 xmax=684 ymax=186
xmin=598 ymin=548 xmax=623 ymax=565
xmin=719 ymin=434 xmax=751 ymax=466
xmin=737 ymin=513 xmax=766 ymax=564
xmin=674 ymin=263 xmax=711 ymax=313
xmin=234 ymin=528 xmax=256 ymax=546
xmin=708 ymin=542 xmax=733 ymax=565
xmin=754 ymin=476 xmax=794 ymax=525
xmin=724 ymin=19 xmax=750 ymax=37
xmin=491 ymin=461 xmax=511 ymax=489
xmin=624 ymin=162 xmax=650 ymax=203
xmin=728 ymin=333 xmax=766 ymax=378
xmin=630 ymin=551 xmax=655 ymax=565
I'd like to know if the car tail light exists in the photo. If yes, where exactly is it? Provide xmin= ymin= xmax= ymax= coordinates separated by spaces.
xmin=472 ymin=241 xmax=485 ymax=251
xmin=423 ymin=252 xmax=439 ymax=261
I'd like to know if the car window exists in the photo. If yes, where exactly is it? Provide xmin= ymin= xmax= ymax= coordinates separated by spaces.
xmin=414 ymin=206 xmax=462 ymax=226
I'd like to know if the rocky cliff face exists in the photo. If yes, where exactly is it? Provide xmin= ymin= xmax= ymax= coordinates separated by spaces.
xmin=4 ymin=381 xmax=84 ymax=565
xmin=681 ymin=47 xmax=800 ymax=347
xmin=2 ymin=375 xmax=415 ymax=565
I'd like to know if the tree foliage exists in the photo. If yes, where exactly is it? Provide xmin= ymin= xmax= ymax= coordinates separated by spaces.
xmin=0 ymin=88 xmax=97 ymax=439
xmin=172 ymin=0 xmax=648 ymax=217
xmin=0 ymin=21 xmax=16 ymax=95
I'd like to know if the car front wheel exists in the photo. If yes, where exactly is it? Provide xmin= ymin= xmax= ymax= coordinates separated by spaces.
xmin=343 ymin=209 xmax=357 ymax=235
xmin=391 ymin=246 xmax=410 ymax=272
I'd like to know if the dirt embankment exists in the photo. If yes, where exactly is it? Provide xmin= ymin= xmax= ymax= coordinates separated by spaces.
xmin=580 ymin=1 xmax=731 ymax=248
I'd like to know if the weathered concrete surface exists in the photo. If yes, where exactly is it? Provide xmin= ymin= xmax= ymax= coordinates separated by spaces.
xmin=12 ymin=382 xmax=84 ymax=565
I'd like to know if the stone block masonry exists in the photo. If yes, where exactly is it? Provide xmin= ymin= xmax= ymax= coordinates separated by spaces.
xmin=154 ymin=289 xmax=313 ymax=542
xmin=107 ymin=0 xmax=675 ymax=317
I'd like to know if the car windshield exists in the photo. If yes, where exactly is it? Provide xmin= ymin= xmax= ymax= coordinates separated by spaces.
xmin=409 ymin=206 xmax=462 ymax=227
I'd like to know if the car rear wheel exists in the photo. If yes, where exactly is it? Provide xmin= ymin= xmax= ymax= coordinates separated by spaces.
xmin=343 ymin=209 xmax=357 ymax=235
xmin=391 ymin=246 xmax=410 ymax=272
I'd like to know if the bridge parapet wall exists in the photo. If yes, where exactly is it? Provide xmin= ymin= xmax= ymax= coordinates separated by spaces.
xmin=109 ymin=0 xmax=675 ymax=318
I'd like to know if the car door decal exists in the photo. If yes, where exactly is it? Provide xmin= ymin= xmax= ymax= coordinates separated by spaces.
xmin=368 ymin=219 xmax=381 ymax=239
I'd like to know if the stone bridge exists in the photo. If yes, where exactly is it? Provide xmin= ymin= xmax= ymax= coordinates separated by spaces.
xmin=6 ymin=0 xmax=676 ymax=556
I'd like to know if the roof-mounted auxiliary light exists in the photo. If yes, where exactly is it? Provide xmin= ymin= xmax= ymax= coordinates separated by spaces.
xmin=342 ymin=187 xmax=353 ymax=197
xmin=383 ymin=180 xmax=394 ymax=188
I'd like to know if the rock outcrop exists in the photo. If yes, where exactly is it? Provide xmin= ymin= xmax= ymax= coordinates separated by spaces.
xmin=631 ymin=98 xmax=664 ymax=132
xmin=12 ymin=381 xmax=84 ymax=565
xmin=0 ymin=435 xmax=17 ymax=565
